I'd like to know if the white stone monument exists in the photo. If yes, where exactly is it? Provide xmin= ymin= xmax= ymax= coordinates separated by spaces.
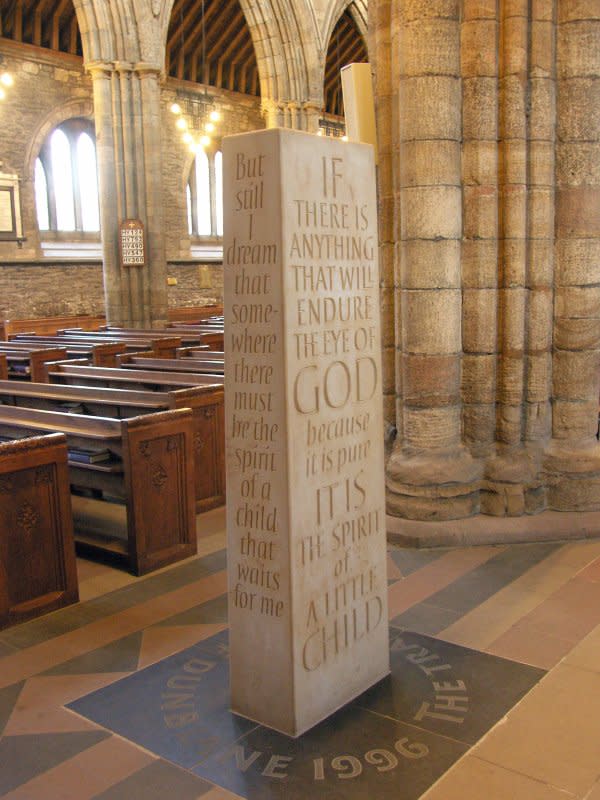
xmin=223 ymin=128 xmax=389 ymax=737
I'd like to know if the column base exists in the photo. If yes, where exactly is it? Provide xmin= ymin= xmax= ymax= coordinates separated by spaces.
xmin=386 ymin=508 xmax=600 ymax=548
xmin=544 ymin=439 xmax=600 ymax=511
xmin=481 ymin=444 xmax=546 ymax=517
xmin=386 ymin=446 xmax=483 ymax=521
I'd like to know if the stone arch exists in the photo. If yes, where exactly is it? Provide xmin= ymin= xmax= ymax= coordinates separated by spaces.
xmin=24 ymin=98 xmax=95 ymax=181
xmin=72 ymin=0 xmax=171 ymax=65
xmin=322 ymin=0 xmax=368 ymax=56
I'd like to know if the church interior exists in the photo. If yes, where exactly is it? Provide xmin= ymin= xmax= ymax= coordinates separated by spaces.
xmin=1 ymin=1 xmax=600 ymax=798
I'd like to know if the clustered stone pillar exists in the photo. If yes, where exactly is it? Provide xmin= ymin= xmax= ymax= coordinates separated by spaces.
xmin=88 ymin=61 xmax=168 ymax=328
xmin=544 ymin=6 xmax=600 ymax=509
xmin=385 ymin=0 xmax=482 ymax=520
xmin=373 ymin=0 xmax=600 ymax=530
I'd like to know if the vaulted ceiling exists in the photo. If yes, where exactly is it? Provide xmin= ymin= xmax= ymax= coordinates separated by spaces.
xmin=0 ymin=0 xmax=367 ymax=114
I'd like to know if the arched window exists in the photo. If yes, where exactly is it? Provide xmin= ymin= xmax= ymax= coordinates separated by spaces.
xmin=35 ymin=118 xmax=100 ymax=234
xmin=187 ymin=147 xmax=223 ymax=239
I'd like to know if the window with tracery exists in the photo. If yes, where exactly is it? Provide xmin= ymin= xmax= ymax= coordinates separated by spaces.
xmin=35 ymin=119 xmax=100 ymax=234
xmin=187 ymin=147 xmax=223 ymax=239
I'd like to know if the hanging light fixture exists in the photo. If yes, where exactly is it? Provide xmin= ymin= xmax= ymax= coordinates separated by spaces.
xmin=169 ymin=0 xmax=222 ymax=153
xmin=0 ymin=56 xmax=14 ymax=103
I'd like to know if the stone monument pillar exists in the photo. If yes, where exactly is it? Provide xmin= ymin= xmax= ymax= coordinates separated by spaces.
xmin=88 ymin=61 xmax=168 ymax=328
xmin=223 ymin=128 xmax=389 ymax=736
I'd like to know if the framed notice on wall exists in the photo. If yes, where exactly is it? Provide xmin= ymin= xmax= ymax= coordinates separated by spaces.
xmin=119 ymin=218 xmax=146 ymax=267
xmin=0 ymin=173 xmax=23 ymax=241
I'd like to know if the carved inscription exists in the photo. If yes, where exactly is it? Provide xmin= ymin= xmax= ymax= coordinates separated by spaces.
xmin=227 ymin=149 xmax=285 ymax=622
xmin=290 ymin=155 xmax=385 ymax=673
xmin=225 ymin=131 xmax=387 ymax=732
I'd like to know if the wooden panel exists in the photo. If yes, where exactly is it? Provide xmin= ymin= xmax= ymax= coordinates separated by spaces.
xmin=0 ymin=433 xmax=78 ymax=629
xmin=123 ymin=409 xmax=196 ymax=575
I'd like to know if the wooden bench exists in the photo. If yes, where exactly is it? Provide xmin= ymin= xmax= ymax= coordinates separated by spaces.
xmin=98 ymin=327 xmax=207 ymax=348
xmin=117 ymin=355 xmax=225 ymax=375
xmin=0 ymin=354 xmax=8 ymax=380
xmin=0 ymin=432 xmax=78 ymax=629
xmin=54 ymin=331 xmax=184 ymax=359
xmin=168 ymin=305 xmax=223 ymax=324
xmin=0 ymin=344 xmax=70 ymax=381
xmin=0 ymin=314 xmax=106 ymax=341
xmin=0 ymin=379 xmax=225 ymax=512
xmin=0 ymin=405 xmax=196 ymax=575
xmin=43 ymin=361 xmax=224 ymax=389
xmin=10 ymin=333 xmax=181 ymax=362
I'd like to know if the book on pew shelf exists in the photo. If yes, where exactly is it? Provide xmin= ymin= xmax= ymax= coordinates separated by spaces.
xmin=68 ymin=447 xmax=112 ymax=464
xmin=58 ymin=402 xmax=86 ymax=414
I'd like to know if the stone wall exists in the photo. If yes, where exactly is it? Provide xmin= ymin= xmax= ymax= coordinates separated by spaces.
xmin=0 ymin=260 xmax=224 ymax=320
xmin=0 ymin=41 xmax=262 ymax=317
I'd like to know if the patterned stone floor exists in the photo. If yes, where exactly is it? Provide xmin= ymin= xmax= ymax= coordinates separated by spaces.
xmin=1 ymin=507 xmax=600 ymax=799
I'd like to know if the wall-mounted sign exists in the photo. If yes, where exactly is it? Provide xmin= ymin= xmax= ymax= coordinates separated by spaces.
xmin=0 ymin=173 xmax=23 ymax=241
xmin=119 ymin=218 xmax=146 ymax=267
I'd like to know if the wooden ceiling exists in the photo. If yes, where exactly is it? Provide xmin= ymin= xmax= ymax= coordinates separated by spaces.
xmin=324 ymin=9 xmax=368 ymax=116
xmin=0 ymin=0 xmax=367 ymax=111
xmin=166 ymin=0 xmax=259 ymax=96
xmin=0 ymin=0 xmax=82 ymax=56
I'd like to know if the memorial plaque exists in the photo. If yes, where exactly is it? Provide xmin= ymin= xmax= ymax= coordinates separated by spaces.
xmin=0 ymin=173 xmax=23 ymax=241
xmin=119 ymin=218 xmax=146 ymax=267
xmin=224 ymin=128 xmax=389 ymax=737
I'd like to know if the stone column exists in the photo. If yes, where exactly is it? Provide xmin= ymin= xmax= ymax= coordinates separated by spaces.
xmin=481 ymin=1 xmax=540 ymax=514
xmin=385 ymin=0 xmax=482 ymax=520
xmin=371 ymin=0 xmax=395 ymax=429
xmin=544 ymin=6 xmax=600 ymax=509
xmin=88 ymin=61 xmax=168 ymax=328
xmin=461 ymin=0 xmax=499 ymax=464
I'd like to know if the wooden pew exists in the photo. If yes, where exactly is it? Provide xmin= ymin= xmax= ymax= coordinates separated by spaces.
xmin=53 ymin=330 xmax=184 ymax=358
xmin=97 ymin=327 xmax=207 ymax=348
xmin=0 ymin=344 xmax=69 ymax=381
xmin=117 ymin=355 xmax=225 ymax=375
xmin=168 ymin=305 xmax=223 ymax=324
xmin=0 ymin=314 xmax=106 ymax=341
xmin=0 ymin=405 xmax=196 ymax=575
xmin=0 ymin=432 xmax=79 ymax=629
xmin=43 ymin=361 xmax=224 ymax=389
xmin=0 ymin=354 xmax=7 ymax=380
xmin=0 ymin=337 xmax=125 ymax=372
xmin=0 ymin=379 xmax=225 ymax=512
xmin=10 ymin=333 xmax=180 ymax=361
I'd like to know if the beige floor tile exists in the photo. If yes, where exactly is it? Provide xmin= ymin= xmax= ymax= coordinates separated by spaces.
xmin=562 ymin=623 xmax=600 ymax=674
xmin=387 ymin=546 xmax=503 ymax=619
xmin=137 ymin=623 xmax=227 ymax=669
xmin=2 ymin=736 xmax=155 ymax=800
xmin=473 ymin=663 xmax=600 ymax=796
xmin=421 ymin=755 xmax=576 ymax=800
xmin=440 ymin=552 xmax=585 ymax=650
xmin=0 ymin=570 xmax=227 ymax=689
xmin=3 ymin=673 xmax=130 ymax=735
xmin=486 ymin=624 xmax=575 ymax=669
